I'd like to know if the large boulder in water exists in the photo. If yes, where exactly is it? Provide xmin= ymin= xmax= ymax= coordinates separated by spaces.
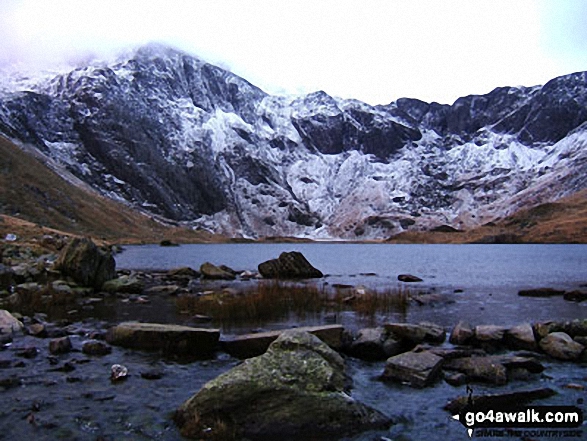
xmin=175 ymin=330 xmax=389 ymax=440
xmin=258 ymin=251 xmax=323 ymax=279
xmin=54 ymin=238 xmax=115 ymax=289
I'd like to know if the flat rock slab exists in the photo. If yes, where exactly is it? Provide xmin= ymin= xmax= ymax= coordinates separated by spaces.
xmin=445 ymin=387 xmax=557 ymax=414
xmin=222 ymin=324 xmax=343 ymax=359
xmin=106 ymin=322 xmax=219 ymax=357
xmin=382 ymin=350 xmax=444 ymax=388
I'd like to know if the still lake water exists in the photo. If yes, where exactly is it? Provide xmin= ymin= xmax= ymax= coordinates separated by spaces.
xmin=116 ymin=243 xmax=587 ymax=328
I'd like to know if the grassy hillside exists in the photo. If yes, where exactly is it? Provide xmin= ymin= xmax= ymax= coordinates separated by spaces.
xmin=0 ymin=136 xmax=222 ymax=244
xmin=387 ymin=189 xmax=587 ymax=244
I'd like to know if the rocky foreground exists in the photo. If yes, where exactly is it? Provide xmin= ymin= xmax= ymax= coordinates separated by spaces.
xmin=0 ymin=237 xmax=586 ymax=440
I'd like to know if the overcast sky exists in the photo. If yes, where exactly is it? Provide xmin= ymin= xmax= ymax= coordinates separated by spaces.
xmin=0 ymin=0 xmax=586 ymax=105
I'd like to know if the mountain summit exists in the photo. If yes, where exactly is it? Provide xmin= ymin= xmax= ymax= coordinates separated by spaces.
xmin=1 ymin=44 xmax=586 ymax=239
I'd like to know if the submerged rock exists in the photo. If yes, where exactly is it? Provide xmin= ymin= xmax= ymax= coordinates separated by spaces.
xmin=106 ymin=322 xmax=219 ymax=357
xmin=49 ymin=336 xmax=72 ymax=355
xmin=176 ymin=330 xmax=389 ymax=440
xmin=397 ymin=274 xmax=423 ymax=282
xmin=258 ymin=251 xmax=323 ymax=279
xmin=54 ymin=238 xmax=115 ymax=289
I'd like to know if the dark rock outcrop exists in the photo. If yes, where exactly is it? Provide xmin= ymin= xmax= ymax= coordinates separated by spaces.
xmin=54 ymin=238 xmax=115 ymax=289
xmin=258 ymin=251 xmax=323 ymax=279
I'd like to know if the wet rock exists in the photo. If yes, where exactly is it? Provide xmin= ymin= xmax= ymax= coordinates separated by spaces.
xmin=347 ymin=327 xmax=404 ymax=361
xmin=110 ymin=364 xmax=128 ymax=382
xmin=167 ymin=267 xmax=199 ymax=279
xmin=54 ymin=238 xmax=115 ymax=289
xmin=563 ymin=290 xmax=587 ymax=302
xmin=106 ymin=322 xmax=220 ymax=357
xmin=82 ymin=340 xmax=112 ymax=356
xmin=444 ymin=387 xmax=556 ymax=414
xmin=141 ymin=369 xmax=164 ymax=380
xmin=258 ymin=251 xmax=323 ymax=279
xmin=176 ymin=330 xmax=389 ymax=440
xmin=449 ymin=321 xmax=474 ymax=345
xmin=222 ymin=324 xmax=343 ymax=359
xmin=443 ymin=355 xmax=544 ymax=385
xmin=0 ymin=376 xmax=21 ymax=389
xmin=0 ymin=264 xmax=14 ymax=290
xmin=382 ymin=349 xmax=444 ymax=388
xmin=160 ymin=240 xmax=179 ymax=247
xmin=16 ymin=347 xmax=38 ymax=358
xmin=505 ymin=323 xmax=537 ymax=351
xmin=384 ymin=322 xmax=446 ymax=345
xmin=199 ymin=262 xmax=236 ymax=280
xmin=26 ymin=323 xmax=47 ymax=338
xmin=0 ymin=309 xmax=24 ymax=336
xmin=48 ymin=337 xmax=72 ymax=355
xmin=518 ymin=287 xmax=565 ymax=297
xmin=102 ymin=275 xmax=144 ymax=294
xmin=539 ymin=332 xmax=585 ymax=361
xmin=397 ymin=274 xmax=423 ymax=282
xmin=472 ymin=325 xmax=507 ymax=351
xmin=444 ymin=372 xmax=468 ymax=386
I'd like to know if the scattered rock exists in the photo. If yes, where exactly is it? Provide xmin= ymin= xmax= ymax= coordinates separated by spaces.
xmin=54 ymin=238 xmax=115 ymax=289
xmin=539 ymin=332 xmax=585 ymax=361
xmin=0 ymin=264 xmax=14 ymax=290
xmin=449 ymin=321 xmax=474 ymax=345
xmin=175 ymin=330 xmax=389 ymax=440
xmin=167 ymin=267 xmax=199 ymax=278
xmin=382 ymin=349 xmax=444 ymax=388
xmin=82 ymin=340 xmax=112 ymax=356
xmin=26 ymin=323 xmax=47 ymax=338
xmin=159 ymin=240 xmax=179 ymax=247
xmin=141 ymin=369 xmax=164 ymax=380
xmin=199 ymin=262 xmax=236 ymax=280
xmin=384 ymin=322 xmax=446 ymax=345
xmin=110 ymin=364 xmax=128 ymax=382
xmin=518 ymin=288 xmax=565 ymax=297
xmin=0 ymin=309 xmax=24 ymax=336
xmin=16 ymin=347 xmax=38 ymax=358
xmin=106 ymin=322 xmax=220 ymax=357
xmin=563 ymin=290 xmax=587 ymax=302
xmin=397 ymin=274 xmax=423 ymax=282
xmin=444 ymin=354 xmax=543 ymax=386
xmin=102 ymin=275 xmax=144 ymax=294
xmin=49 ymin=337 xmax=72 ymax=355
xmin=145 ymin=284 xmax=181 ymax=295
xmin=505 ymin=323 xmax=537 ymax=351
xmin=347 ymin=327 xmax=404 ymax=361
xmin=258 ymin=251 xmax=323 ymax=279
xmin=222 ymin=324 xmax=343 ymax=359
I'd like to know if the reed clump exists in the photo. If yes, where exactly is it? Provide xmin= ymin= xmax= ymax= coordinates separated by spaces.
xmin=177 ymin=281 xmax=410 ymax=327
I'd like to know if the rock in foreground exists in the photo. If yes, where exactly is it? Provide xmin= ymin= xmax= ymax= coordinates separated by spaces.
xmin=176 ymin=330 xmax=389 ymax=440
xmin=106 ymin=322 xmax=219 ymax=357
xmin=258 ymin=251 xmax=323 ymax=279
xmin=54 ymin=237 xmax=115 ymax=289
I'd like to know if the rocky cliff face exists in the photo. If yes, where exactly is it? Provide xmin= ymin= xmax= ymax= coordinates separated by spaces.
xmin=1 ymin=44 xmax=586 ymax=239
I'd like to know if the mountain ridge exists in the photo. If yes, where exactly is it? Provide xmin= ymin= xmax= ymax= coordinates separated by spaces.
xmin=0 ymin=44 xmax=586 ymax=240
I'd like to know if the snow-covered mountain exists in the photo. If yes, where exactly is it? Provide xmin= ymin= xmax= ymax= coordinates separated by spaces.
xmin=1 ymin=43 xmax=586 ymax=239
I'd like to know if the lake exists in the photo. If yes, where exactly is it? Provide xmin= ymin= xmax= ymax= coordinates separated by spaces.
xmin=116 ymin=243 xmax=587 ymax=328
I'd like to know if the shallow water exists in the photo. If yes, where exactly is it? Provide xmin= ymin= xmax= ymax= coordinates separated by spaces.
xmin=116 ymin=243 xmax=587 ymax=328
